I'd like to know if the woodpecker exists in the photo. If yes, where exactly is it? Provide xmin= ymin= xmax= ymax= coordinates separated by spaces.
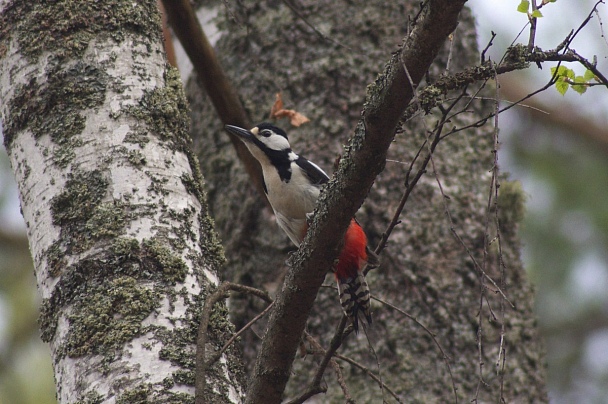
xmin=225 ymin=123 xmax=378 ymax=332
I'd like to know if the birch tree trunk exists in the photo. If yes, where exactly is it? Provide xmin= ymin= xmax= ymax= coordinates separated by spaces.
xmin=187 ymin=1 xmax=548 ymax=402
xmin=0 ymin=1 xmax=244 ymax=402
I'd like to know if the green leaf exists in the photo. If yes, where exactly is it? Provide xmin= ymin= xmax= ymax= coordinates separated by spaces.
xmin=584 ymin=69 xmax=597 ymax=81
xmin=552 ymin=65 xmax=575 ymax=80
xmin=517 ymin=0 xmax=530 ymax=13
xmin=555 ymin=78 xmax=569 ymax=95
xmin=531 ymin=10 xmax=543 ymax=18
xmin=572 ymin=85 xmax=587 ymax=95
xmin=572 ymin=76 xmax=588 ymax=94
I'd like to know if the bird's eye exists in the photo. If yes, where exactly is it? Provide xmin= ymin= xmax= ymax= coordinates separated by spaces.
xmin=260 ymin=130 xmax=272 ymax=137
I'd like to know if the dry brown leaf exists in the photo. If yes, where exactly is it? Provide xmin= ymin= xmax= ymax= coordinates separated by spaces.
xmin=269 ymin=93 xmax=284 ymax=119
xmin=269 ymin=92 xmax=310 ymax=127
xmin=274 ymin=109 xmax=310 ymax=127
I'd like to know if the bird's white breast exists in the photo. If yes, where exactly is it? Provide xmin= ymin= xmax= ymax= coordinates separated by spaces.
xmin=262 ymin=164 xmax=320 ymax=245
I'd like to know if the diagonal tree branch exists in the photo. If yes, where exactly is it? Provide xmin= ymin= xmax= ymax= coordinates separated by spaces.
xmin=161 ymin=0 xmax=266 ymax=197
xmin=244 ymin=2 xmax=467 ymax=403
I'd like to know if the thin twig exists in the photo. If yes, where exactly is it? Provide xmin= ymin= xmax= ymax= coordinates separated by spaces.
xmin=334 ymin=353 xmax=404 ymax=403
xmin=438 ymin=68 xmax=562 ymax=143
xmin=313 ymin=316 xmax=349 ymax=387
xmin=284 ymin=384 xmax=327 ymax=404
xmin=445 ymin=31 xmax=455 ymax=74
xmin=204 ymin=301 xmax=275 ymax=369
xmin=287 ymin=317 xmax=349 ymax=404
xmin=374 ymin=55 xmax=467 ymax=258
xmin=371 ymin=295 xmax=457 ymax=402
xmin=196 ymin=282 xmax=272 ymax=404
xmin=362 ymin=326 xmax=385 ymax=403
xmin=304 ymin=332 xmax=352 ymax=402
xmin=594 ymin=4 xmax=608 ymax=50
xmin=491 ymin=66 xmax=508 ymax=403
xmin=281 ymin=0 xmax=360 ymax=54
xmin=527 ymin=0 xmax=538 ymax=52
xmin=481 ymin=31 xmax=496 ymax=64
xmin=374 ymin=84 xmax=467 ymax=258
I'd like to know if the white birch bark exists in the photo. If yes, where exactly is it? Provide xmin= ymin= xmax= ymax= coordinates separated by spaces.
xmin=0 ymin=1 xmax=244 ymax=402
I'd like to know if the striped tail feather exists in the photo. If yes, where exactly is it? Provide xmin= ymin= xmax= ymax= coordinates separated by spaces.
xmin=337 ymin=272 xmax=372 ymax=334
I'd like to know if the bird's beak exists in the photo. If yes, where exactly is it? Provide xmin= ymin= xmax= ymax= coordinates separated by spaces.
xmin=225 ymin=125 xmax=254 ymax=142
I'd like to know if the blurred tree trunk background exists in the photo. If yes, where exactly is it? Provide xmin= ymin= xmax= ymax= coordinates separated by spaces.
xmin=188 ymin=1 xmax=547 ymax=401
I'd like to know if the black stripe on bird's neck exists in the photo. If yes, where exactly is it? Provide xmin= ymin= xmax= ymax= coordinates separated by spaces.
xmin=254 ymin=139 xmax=293 ymax=182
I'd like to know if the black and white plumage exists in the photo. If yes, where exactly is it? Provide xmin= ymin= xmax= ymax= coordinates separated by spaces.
xmin=338 ymin=271 xmax=372 ymax=332
xmin=226 ymin=123 xmax=378 ymax=332
xmin=225 ymin=123 xmax=329 ymax=246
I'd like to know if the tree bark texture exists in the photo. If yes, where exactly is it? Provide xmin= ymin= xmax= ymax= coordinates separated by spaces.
xmin=0 ymin=1 xmax=244 ymax=402
xmin=188 ymin=1 xmax=548 ymax=402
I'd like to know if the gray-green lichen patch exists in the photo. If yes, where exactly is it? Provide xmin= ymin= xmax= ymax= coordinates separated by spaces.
xmin=0 ymin=1 xmax=162 ymax=63
xmin=151 ymin=286 xmax=244 ymax=397
xmin=45 ymin=168 xmax=129 ymax=279
xmin=46 ymin=242 xmax=66 ymax=278
xmin=123 ymin=129 xmax=151 ymax=149
xmin=115 ymin=385 xmax=195 ymax=404
xmin=39 ymin=236 xmax=190 ymax=354
xmin=198 ymin=213 xmax=226 ymax=270
xmin=121 ymin=65 xmax=226 ymax=272
xmin=180 ymin=173 xmax=202 ymax=200
xmin=51 ymin=170 xmax=109 ymax=224
xmin=179 ymin=153 xmax=225 ymax=270
xmin=164 ymin=207 xmax=197 ymax=251
xmin=85 ymin=201 xmax=127 ymax=238
xmin=63 ymin=276 xmax=160 ymax=358
xmin=49 ymin=169 xmax=129 ymax=256
xmin=125 ymin=66 xmax=191 ymax=147
xmin=141 ymin=238 xmax=188 ymax=284
xmin=498 ymin=180 xmax=527 ymax=235
xmin=3 ymin=62 xmax=108 ymax=163
xmin=75 ymin=390 xmax=104 ymax=404
xmin=127 ymin=149 xmax=147 ymax=167
xmin=115 ymin=385 xmax=153 ymax=404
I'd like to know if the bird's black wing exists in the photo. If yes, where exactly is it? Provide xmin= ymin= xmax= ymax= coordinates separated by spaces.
xmin=295 ymin=156 xmax=330 ymax=186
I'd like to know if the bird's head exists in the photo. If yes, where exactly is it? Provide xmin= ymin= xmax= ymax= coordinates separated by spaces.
xmin=225 ymin=123 xmax=293 ymax=165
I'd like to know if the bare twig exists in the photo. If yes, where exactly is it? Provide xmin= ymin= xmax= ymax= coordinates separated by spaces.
xmin=372 ymin=295 xmax=457 ymax=402
xmin=595 ymin=4 xmax=608 ymax=49
xmin=204 ymin=301 xmax=275 ymax=369
xmin=527 ymin=1 xmax=538 ymax=52
xmin=283 ymin=384 xmax=327 ymax=404
xmin=304 ymin=332 xmax=352 ymax=402
xmin=281 ymin=0 xmax=359 ymax=54
xmin=570 ymin=1 xmax=605 ymax=50
xmin=374 ymin=85 xmax=468 ymax=258
xmin=491 ymin=66 xmax=508 ymax=404
xmin=334 ymin=353 xmax=404 ymax=403
xmin=362 ymin=326 xmax=385 ymax=403
xmin=196 ymin=282 xmax=272 ymax=404
xmin=437 ymin=65 xmax=563 ymax=143
xmin=286 ymin=317 xmax=348 ymax=404
xmin=312 ymin=316 xmax=350 ymax=388
xmin=481 ymin=31 xmax=496 ymax=64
